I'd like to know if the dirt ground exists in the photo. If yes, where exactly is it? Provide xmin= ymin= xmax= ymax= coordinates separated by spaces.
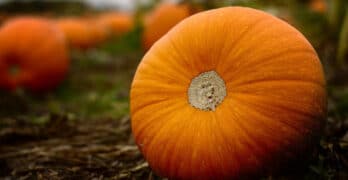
xmin=0 ymin=116 xmax=153 ymax=179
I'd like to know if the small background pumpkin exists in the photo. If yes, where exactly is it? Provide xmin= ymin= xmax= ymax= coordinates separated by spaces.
xmin=309 ymin=0 xmax=327 ymax=13
xmin=142 ymin=3 xmax=191 ymax=51
xmin=0 ymin=17 xmax=69 ymax=92
xmin=98 ymin=12 xmax=133 ymax=38
xmin=131 ymin=7 xmax=327 ymax=179
xmin=56 ymin=17 xmax=100 ymax=49
xmin=85 ymin=17 xmax=111 ymax=46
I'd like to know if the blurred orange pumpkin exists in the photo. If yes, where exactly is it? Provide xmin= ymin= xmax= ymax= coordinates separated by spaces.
xmin=56 ymin=18 xmax=105 ymax=49
xmin=142 ymin=3 xmax=191 ymax=50
xmin=0 ymin=14 xmax=7 ymax=25
xmin=98 ymin=12 xmax=133 ymax=37
xmin=131 ymin=7 xmax=327 ymax=179
xmin=85 ymin=17 xmax=110 ymax=45
xmin=0 ymin=17 xmax=69 ymax=92
xmin=309 ymin=0 xmax=327 ymax=13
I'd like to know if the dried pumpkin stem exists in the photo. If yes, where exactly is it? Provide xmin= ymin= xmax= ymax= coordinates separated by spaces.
xmin=188 ymin=70 xmax=226 ymax=111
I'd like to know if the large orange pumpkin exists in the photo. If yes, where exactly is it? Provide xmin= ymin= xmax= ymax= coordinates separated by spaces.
xmin=98 ymin=12 xmax=133 ymax=37
xmin=131 ymin=7 xmax=327 ymax=179
xmin=142 ymin=3 xmax=191 ymax=50
xmin=0 ymin=17 xmax=69 ymax=92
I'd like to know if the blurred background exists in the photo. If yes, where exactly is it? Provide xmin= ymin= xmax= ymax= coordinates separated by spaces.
xmin=0 ymin=0 xmax=347 ymax=179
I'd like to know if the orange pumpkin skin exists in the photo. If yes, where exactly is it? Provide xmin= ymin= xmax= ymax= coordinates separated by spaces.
xmin=98 ymin=12 xmax=133 ymax=37
xmin=142 ymin=3 xmax=191 ymax=51
xmin=131 ymin=7 xmax=327 ymax=179
xmin=0 ymin=17 xmax=69 ymax=92
xmin=56 ymin=18 xmax=95 ymax=49
xmin=309 ymin=0 xmax=327 ymax=13
xmin=85 ymin=17 xmax=110 ymax=46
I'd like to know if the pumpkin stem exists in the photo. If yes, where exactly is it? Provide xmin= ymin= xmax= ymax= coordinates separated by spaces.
xmin=188 ymin=70 xmax=226 ymax=111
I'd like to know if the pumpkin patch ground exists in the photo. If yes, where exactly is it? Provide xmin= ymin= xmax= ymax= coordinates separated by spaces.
xmin=0 ymin=1 xmax=348 ymax=179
